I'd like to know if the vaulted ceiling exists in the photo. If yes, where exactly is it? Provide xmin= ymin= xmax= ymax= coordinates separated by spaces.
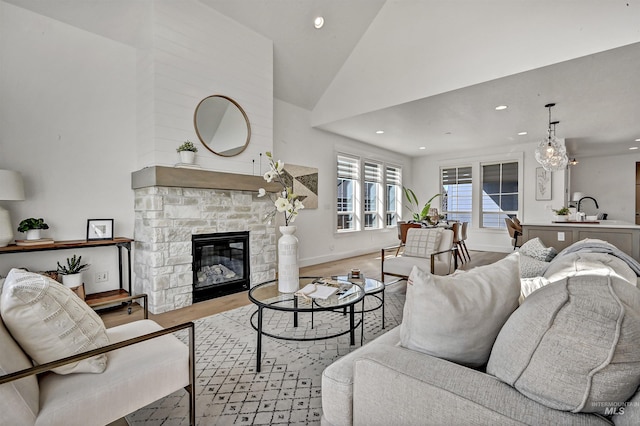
xmin=7 ymin=0 xmax=640 ymax=158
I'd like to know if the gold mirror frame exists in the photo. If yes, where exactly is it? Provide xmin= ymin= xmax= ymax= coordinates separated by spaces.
xmin=194 ymin=95 xmax=251 ymax=157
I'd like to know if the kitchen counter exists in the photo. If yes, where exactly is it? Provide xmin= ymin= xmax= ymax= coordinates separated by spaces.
xmin=523 ymin=220 xmax=640 ymax=229
xmin=521 ymin=221 xmax=640 ymax=260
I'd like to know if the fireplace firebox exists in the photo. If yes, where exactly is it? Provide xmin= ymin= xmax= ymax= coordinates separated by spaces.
xmin=192 ymin=231 xmax=250 ymax=303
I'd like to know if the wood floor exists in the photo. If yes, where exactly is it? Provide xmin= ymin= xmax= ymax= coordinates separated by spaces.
xmin=99 ymin=250 xmax=507 ymax=328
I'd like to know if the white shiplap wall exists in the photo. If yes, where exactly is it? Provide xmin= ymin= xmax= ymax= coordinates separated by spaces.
xmin=140 ymin=1 xmax=274 ymax=175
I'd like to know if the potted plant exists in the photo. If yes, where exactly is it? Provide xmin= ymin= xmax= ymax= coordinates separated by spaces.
xmin=57 ymin=254 xmax=90 ymax=288
xmin=402 ymin=187 xmax=442 ymax=224
xmin=17 ymin=218 xmax=49 ymax=240
xmin=176 ymin=140 xmax=198 ymax=164
xmin=553 ymin=206 xmax=570 ymax=222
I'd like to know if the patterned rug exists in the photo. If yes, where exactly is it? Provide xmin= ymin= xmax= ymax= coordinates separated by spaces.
xmin=127 ymin=285 xmax=406 ymax=425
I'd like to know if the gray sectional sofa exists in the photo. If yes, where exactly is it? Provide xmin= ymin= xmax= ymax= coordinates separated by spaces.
xmin=321 ymin=240 xmax=640 ymax=426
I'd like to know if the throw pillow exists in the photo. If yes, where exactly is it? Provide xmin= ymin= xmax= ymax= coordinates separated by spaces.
xmin=1 ymin=268 xmax=109 ymax=375
xmin=519 ymin=237 xmax=557 ymax=262
xmin=403 ymin=227 xmax=442 ymax=258
xmin=519 ymin=254 xmax=550 ymax=278
xmin=399 ymin=253 xmax=521 ymax=367
xmin=487 ymin=272 xmax=640 ymax=414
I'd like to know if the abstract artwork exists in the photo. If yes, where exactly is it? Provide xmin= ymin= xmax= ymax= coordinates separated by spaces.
xmin=282 ymin=164 xmax=318 ymax=209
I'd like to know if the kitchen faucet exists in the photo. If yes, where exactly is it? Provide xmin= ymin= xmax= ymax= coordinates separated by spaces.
xmin=577 ymin=196 xmax=599 ymax=212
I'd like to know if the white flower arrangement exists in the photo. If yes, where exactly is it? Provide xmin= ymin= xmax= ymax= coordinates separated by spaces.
xmin=258 ymin=152 xmax=304 ymax=226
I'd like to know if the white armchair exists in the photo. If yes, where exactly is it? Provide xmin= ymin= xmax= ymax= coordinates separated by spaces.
xmin=0 ymin=269 xmax=195 ymax=426
xmin=381 ymin=228 xmax=457 ymax=280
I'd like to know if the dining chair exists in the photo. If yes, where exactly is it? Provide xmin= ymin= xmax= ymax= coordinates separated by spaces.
xmin=460 ymin=221 xmax=471 ymax=261
xmin=504 ymin=218 xmax=522 ymax=250
xmin=451 ymin=222 xmax=465 ymax=264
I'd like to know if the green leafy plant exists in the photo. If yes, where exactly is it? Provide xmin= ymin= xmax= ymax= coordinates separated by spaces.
xmin=553 ymin=207 xmax=570 ymax=215
xmin=56 ymin=255 xmax=89 ymax=275
xmin=17 ymin=218 xmax=49 ymax=233
xmin=402 ymin=187 xmax=441 ymax=222
xmin=176 ymin=140 xmax=198 ymax=153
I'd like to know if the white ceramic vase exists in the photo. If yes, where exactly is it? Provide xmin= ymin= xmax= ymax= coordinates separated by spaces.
xmin=554 ymin=215 xmax=568 ymax=222
xmin=179 ymin=151 xmax=196 ymax=164
xmin=26 ymin=229 xmax=41 ymax=240
xmin=278 ymin=225 xmax=299 ymax=293
xmin=62 ymin=272 xmax=83 ymax=288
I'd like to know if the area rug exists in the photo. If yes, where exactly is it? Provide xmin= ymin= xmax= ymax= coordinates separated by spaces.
xmin=127 ymin=286 xmax=406 ymax=425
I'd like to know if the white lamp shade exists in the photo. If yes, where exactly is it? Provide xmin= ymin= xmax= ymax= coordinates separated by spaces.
xmin=0 ymin=170 xmax=25 ymax=200
xmin=572 ymin=192 xmax=585 ymax=202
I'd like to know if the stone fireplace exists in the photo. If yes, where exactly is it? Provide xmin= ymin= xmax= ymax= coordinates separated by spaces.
xmin=132 ymin=166 xmax=279 ymax=314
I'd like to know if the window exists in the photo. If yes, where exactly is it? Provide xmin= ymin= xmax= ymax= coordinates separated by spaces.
xmin=337 ymin=154 xmax=402 ymax=232
xmin=481 ymin=162 xmax=518 ymax=229
xmin=337 ymin=155 xmax=359 ymax=231
xmin=364 ymin=162 xmax=382 ymax=229
xmin=441 ymin=166 xmax=472 ymax=223
xmin=385 ymin=166 xmax=402 ymax=226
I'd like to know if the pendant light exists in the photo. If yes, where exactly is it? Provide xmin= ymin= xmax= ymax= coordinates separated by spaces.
xmin=535 ymin=103 xmax=568 ymax=172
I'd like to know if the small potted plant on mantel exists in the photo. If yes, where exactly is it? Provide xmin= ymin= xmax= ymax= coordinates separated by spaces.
xmin=176 ymin=140 xmax=198 ymax=164
xmin=57 ymin=254 xmax=90 ymax=288
xmin=17 ymin=217 xmax=49 ymax=240
xmin=552 ymin=206 xmax=570 ymax=222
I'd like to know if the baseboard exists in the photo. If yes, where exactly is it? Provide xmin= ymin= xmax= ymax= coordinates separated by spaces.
xmin=298 ymin=247 xmax=380 ymax=268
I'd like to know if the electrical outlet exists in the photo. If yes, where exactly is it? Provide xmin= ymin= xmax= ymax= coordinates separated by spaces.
xmin=95 ymin=271 xmax=109 ymax=283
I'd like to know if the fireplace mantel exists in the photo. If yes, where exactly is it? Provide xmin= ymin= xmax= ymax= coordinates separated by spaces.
xmin=131 ymin=166 xmax=280 ymax=192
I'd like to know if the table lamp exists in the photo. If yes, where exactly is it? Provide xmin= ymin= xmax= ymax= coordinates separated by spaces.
xmin=0 ymin=169 xmax=25 ymax=247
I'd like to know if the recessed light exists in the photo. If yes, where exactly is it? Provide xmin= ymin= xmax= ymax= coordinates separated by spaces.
xmin=314 ymin=16 xmax=324 ymax=29
xmin=375 ymin=130 xmax=384 ymax=134
xmin=635 ymin=138 xmax=640 ymax=142
xmin=518 ymin=131 xmax=528 ymax=136
xmin=630 ymin=147 xmax=639 ymax=150
xmin=419 ymin=146 xmax=426 ymax=150
xmin=495 ymin=105 xmax=508 ymax=110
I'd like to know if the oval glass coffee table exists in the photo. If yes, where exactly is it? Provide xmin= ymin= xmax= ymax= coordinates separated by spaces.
xmin=248 ymin=277 xmax=365 ymax=372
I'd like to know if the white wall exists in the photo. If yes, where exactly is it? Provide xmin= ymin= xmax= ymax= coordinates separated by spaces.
xmin=273 ymin=100 xmax=412 ymax=266
xmin=139 ymin=0 xmax=273 ymax=174
xmin=569 ymin=153 xmax=640 ymax=222
xmin=411 ymin=141 xmax=567 ymax=253
xmin=0 ymin=2 xmax=136 ymax=292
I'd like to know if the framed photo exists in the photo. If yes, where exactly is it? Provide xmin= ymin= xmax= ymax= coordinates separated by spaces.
xmin=87 ymin=219 xmax=114 ymax=240
xmin=535 ymin=167 xmax=552 ymax=201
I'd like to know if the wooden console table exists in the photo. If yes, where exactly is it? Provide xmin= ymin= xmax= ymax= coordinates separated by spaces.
xmin=0 ymin=237 xmax=134 ymax=309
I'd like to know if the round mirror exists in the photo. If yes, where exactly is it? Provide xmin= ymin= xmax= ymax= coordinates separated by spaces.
xmin=194 ymin=95 xmax=251 ymax=157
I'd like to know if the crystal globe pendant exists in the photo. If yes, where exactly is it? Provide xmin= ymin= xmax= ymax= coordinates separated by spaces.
xmin=535 ymin=103 xmax=568 ymax=172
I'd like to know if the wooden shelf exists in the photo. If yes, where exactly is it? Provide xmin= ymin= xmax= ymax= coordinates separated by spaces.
xmin=0 ymin=237 xmax=133 ymax=254
xmin=85 ymin=289 xmax=131 ymax=307
xmin=0 ymin=237 xmax=134 ymax=312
